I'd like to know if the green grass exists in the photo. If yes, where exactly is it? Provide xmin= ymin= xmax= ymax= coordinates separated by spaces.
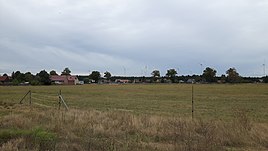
xmin=0 ymin=127 xmax=56 ymax=150
xmin=0 ymin=128 xmax=56 ymax=141
xmin=0 ymin=84 xmax=268 ymax=122
xmin=0 ymin=84 xmax=267 ymax=151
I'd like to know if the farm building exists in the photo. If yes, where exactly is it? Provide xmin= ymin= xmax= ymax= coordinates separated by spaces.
xmin=187 ymin=79 xmax=195 ymax=83
xmin=115 ymin=79 xmax=131 ymax=83
xmin=0 ymin=76 xmax=10 ymax=85
xmin=50 ymin=75 xmax=79 ymax=85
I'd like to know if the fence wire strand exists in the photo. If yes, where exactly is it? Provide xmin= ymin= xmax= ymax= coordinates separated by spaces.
xmin=31 ymin=96 xmax=57 ymax=103
xmin=31 ymin=93 xmax=58 ymax=99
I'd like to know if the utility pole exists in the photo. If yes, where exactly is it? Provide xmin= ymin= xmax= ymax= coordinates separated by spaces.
xmin=200 ymin=63 xmax=203 ymax=75
xmin=123 ymin=66 xmax=126 ymax=76
xmin=145 ymin=66 xmax=148 ymax=76
xmin=263 ymin=63 xmax=266 ymax=76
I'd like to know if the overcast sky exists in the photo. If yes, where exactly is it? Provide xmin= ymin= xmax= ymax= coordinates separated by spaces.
xmin=1 ymin=0 xmax=268 ymax=76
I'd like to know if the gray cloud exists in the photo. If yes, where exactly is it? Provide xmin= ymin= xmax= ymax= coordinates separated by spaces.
xmin=1 ymin=0 xmax=268 ymax=76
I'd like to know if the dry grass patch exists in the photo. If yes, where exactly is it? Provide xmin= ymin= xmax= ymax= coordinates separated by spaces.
xmin=0 ymin=105 xmax=267 ymax=151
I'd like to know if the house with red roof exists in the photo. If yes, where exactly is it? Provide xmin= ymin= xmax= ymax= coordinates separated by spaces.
xmin=0 ymin=76 xmax=10 ymax=85
xmin=50 ymin=75 xmax=79 ymax=85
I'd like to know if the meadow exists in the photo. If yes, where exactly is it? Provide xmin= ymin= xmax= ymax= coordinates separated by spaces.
xmin=0 ymin=84 xmax=267 ymax=150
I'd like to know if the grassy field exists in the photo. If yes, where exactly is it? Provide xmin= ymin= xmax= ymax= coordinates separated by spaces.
xmin=1 ymin=84 xmax=268 ymax=121
xmin=0 ymin=84 xmax=268 ymax=150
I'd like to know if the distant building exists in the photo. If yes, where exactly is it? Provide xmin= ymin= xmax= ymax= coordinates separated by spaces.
xmin=50 ymin=75 xmax=79 ymax=85
xmin=133 ymin=79 xmax=142 ymax=83
xmin=179 ymin=80 xmax=185 ymax=83
xmin=115 ymin=79 xmax=131 ymax=83
xmin=0 ymin=76 xmax=10 ymax=85
xmin=187 ymin=79 xmax=195 ymax=83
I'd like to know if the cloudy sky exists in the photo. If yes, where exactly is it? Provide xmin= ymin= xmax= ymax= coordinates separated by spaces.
xmin=1 ymin=0 xmax=268 ymax=76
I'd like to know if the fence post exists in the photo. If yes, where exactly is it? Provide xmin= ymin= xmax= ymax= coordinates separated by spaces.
xmin=29 ymin=90 xmax=32 ymax=105
xmin=58 ymin=90 xmax=61 ymax=110
xmin=192 ymin=84 xmax=194 ymax=120
xmin=19 ymin=90 xmax=31 ymax=104
xmin=59 ymin=95 xmax=69 ymax=111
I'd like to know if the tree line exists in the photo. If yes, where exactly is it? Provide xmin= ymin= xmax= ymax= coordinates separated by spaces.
xmin=1 ymin=68 xmax=71 ymax=85
xmin=150 ymin=67 xmax=252 ymax=83
xmin=1 ymin=67 xmax=268 ymax=85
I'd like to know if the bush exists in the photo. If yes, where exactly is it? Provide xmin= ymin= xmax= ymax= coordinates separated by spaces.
xmin=12 ymin=79 xmax=20 ymax=85
xmin=263 ymin=76 xmax=268 ymax=83
xmin=30 ymin=79 xmax=40 ymax=85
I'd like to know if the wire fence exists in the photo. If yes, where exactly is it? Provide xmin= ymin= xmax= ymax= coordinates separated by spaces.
xmin=0 ymin=91 xmax=70 ymax=150
xmin=31 ymin=92 xmax=58 ymax=99
xmin=19 ymin=91 xmax=69 ymax=111
xmin=31 ymin=93 xmax=58 ymax=109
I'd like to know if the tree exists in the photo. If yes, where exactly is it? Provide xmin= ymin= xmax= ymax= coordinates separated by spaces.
xmin=61 ymin=67 xmax=71 ymax=75
xmin=11 ymin=72 xmax=15 ymax=79
xmin=151 ymin=70 xmax=160 ymax=78
xmin=263 ymin=76 xmax=268 ymax=83
xmin=50 ymin=70 xmax=58 ymax=75
xmin=202 ymin=67 xmax=217 ymax=83
xmin=12 ymin=79 xmax=20 ymax=85
xmin=220 ymin=74 xmax=226 ymax=83
xmin=31 ymin=75 xmax=41 ymax=85
xmin=3 ymin=73 xmax=8 ymax=76
xmin=226 ymin=68 xmax=241 ymax=83
xmin=89 ymin=71 xmax=101 ymax=83
xmin=37 ymin=70 xmax=51 ymax=85
xmin=25 ymin=72 xmax=34 ymax=82
xmin=151 ymin=70 xmax=160 ymax=82
xmin=83 ymin=78 xmax=90 ymax=84
xmin=104 ymin=71 xmax=112 ymax=80
xmin=12 ymin=71 xmax=25 ymax=83
xmin=166 ymin=69 xmax=177 ymax=83
xmin=166 ymin=69 xmax=177 ymax=77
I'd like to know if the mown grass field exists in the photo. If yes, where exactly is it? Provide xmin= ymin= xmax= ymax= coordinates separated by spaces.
xmin=1 ymin=84 xmax=268 ymax=121
xmin=0 ymin=84 xmax=268 ymax=150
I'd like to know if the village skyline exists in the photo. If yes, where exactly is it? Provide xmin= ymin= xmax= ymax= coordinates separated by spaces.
xmin=1 ymin=67 xmax=267 ymax=86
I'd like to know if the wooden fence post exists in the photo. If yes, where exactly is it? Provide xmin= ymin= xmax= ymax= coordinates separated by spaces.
xmin=58 ymin=90 xmax=61 ymax=110
xmin=29 ymin=90 xmax=32 ymax=105
xmin=59 ymin=95 xmax=69 ymax=111
xmin=192 ymin=84 xmax=194 ymax=120
xmin=19 ymin=90 xmax=31 ymax=104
